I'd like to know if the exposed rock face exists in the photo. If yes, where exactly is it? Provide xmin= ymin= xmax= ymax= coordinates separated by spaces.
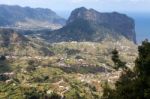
xmin=0 ymin=5 xmax=66 ymax=30
xmin=67 ymin=7 xmax=136 ymax=43
xmin=42 ymin=7 xmax=136 ymax=43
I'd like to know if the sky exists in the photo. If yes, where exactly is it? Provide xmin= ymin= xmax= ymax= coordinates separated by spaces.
xmin=0 ymin=0 xmax=150 ymax=42
xmin=0 ymin=0 xmax=150 ymax=13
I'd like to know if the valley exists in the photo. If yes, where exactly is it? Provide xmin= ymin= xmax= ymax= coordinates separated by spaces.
xmin=0 ymin=5 xmax=143 ymax=99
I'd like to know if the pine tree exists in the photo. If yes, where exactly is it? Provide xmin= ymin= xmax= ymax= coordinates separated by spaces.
xmin=102 ymin=40 xmax=150 ymax=99
xmin=111 ymin=49 xmax=126 ymax=70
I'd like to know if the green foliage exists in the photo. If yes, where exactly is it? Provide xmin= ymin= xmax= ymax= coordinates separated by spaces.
xmin=111 ymin=49 xmax=126 ymax=70
xmin=28 ymin=60 xmax=37 ymax=66
xmin=24 ymin=87 xmax=40 ymax=99
xmin=103 ymin=40 xmax=150 ymax=99
xmin=32 ymin=75 xmax=49 ymax=83
xmin=26 ymin=65 xmax=36 ymax=72
xmin=0 ymin=39 xmax=137 ymax=99
xmin=40 ymin=47 xmax=55 ymax=56
xmin=0 ymin=58 xmax=11 ymax=73
xmin=24 ymin=87 xmax=61 ymax=99
xmin=26 ymin=60 xmax=38 ymax=72
xmin=65 ymin=89 xmax=82 ymax=99
xmin=102 ymin=82 xmax=115 ymax=99
xmin=0 ymin=74 xmax=9 ymax=81
xmin=75 ymin=55 xmax=84 ymax=59
xmin=59 ymin=66 xmax=111 ymax=74
xmin=49 ymin=92 xmax=61 ymax=99
xmin=65 ymin=48 xmax=80 ymax=56
xmin=0 ymin=55 xmax=6 ymax=61
xmin=135 ymin=39 xmax=150 ymax=76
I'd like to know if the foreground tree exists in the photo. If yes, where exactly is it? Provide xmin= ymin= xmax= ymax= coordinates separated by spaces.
xmin=111 ymin=49 xmax=126 ymax=70
xmin=103 ymin=40 xmax=150 ymax=99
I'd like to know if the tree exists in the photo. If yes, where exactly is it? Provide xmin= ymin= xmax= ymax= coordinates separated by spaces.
xmin=0 ymin=55 xmax=6 ymax=61
xmin=102 ymin=40 xmax=150 ymax=99
xmin=28 ymin=60 xmax=36 ymax=66
xmin=111 ymin=49 xmax=126 ymax=70
xmin=26 ymin=60 xmax=36 ymax=72
xmin=24 ymin=87 xmax=61 ymax=99
xmin=49 ymin=92 xmax=61 ymax=99
xmin=135 ymin=39 xmax=150 ymax=76
xmin=24 ymin=88 xmax=40 ymax=99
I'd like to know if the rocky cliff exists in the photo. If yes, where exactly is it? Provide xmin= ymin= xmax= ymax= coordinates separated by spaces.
xmin=42 ymin=7 xmax=136 ymax=43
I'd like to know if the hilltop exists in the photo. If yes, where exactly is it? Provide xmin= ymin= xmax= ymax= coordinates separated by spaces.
xmin=0 ymin=28 xmax=53 ymax=56
xmin=40 ymin=7 xmax=136 ymax=43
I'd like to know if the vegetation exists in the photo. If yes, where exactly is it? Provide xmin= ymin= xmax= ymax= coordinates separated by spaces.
xmin=0 ymin=40 xmax=137 ymax=99
xmin=103 ymin=40 xmax=150 ymax=99
xmin=0 ymin=55 xmax=11 ymax=73
xmin=0 ymin=6 xmax=142 ymax=99
xmin=111 ymin=49 xmax=126 ymax=70
xmin=23 ymin=87 xmax=61 ymax=99
xmin=0 ymin=55 xmax=6 ymax=61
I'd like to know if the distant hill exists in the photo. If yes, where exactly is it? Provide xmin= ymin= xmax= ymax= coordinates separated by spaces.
xmin=0 ymin=28 xmax=53 ymax=56
xmin=40 ymin=7 xmax=136 ymax=43
xmin=0 ymin=5 xmax=66 ymax=30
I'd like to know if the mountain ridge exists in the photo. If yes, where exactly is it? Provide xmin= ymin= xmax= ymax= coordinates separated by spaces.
xmin=0 ymin=4 xmax=66 ymax=30
xmin=40 ymin=7 xmax=136 ymax=43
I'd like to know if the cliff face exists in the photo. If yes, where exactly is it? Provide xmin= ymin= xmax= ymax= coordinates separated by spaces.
xmin=43 ymin=7 xmax=136 ymax=43
xmin=67 ymin=7 xmax=136 ymax=43
xmin=0 ymin=5 xmax=66 ymax=30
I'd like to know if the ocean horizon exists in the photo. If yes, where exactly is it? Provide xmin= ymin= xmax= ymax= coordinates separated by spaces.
xmin=128 ymin=12 xmax=150 ymax=44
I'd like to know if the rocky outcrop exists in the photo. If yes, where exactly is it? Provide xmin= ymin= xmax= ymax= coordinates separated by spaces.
xmin=67 ymin=7 xmax=136 ymax=43
xmin=43 ymin=7 xmax=136 ymax=43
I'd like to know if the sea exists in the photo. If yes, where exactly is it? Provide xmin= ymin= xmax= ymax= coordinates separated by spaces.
xmin=128 ymin=12 xmax=150 ymax=44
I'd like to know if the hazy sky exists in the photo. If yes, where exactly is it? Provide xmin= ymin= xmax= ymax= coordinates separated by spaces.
xmin=0 ymin=0 xmax=150 ymax=13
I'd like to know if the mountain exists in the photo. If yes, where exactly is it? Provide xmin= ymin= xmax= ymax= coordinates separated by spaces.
xmin=0 ymin=28 xmax=53 ymax=56
xmin=0 ymin=7 xmax=138 ymax=99
xmin=41 ymin=7 xmax=136 ymax=43
xmin=0 ymin=5 xmax=66 ymax=30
